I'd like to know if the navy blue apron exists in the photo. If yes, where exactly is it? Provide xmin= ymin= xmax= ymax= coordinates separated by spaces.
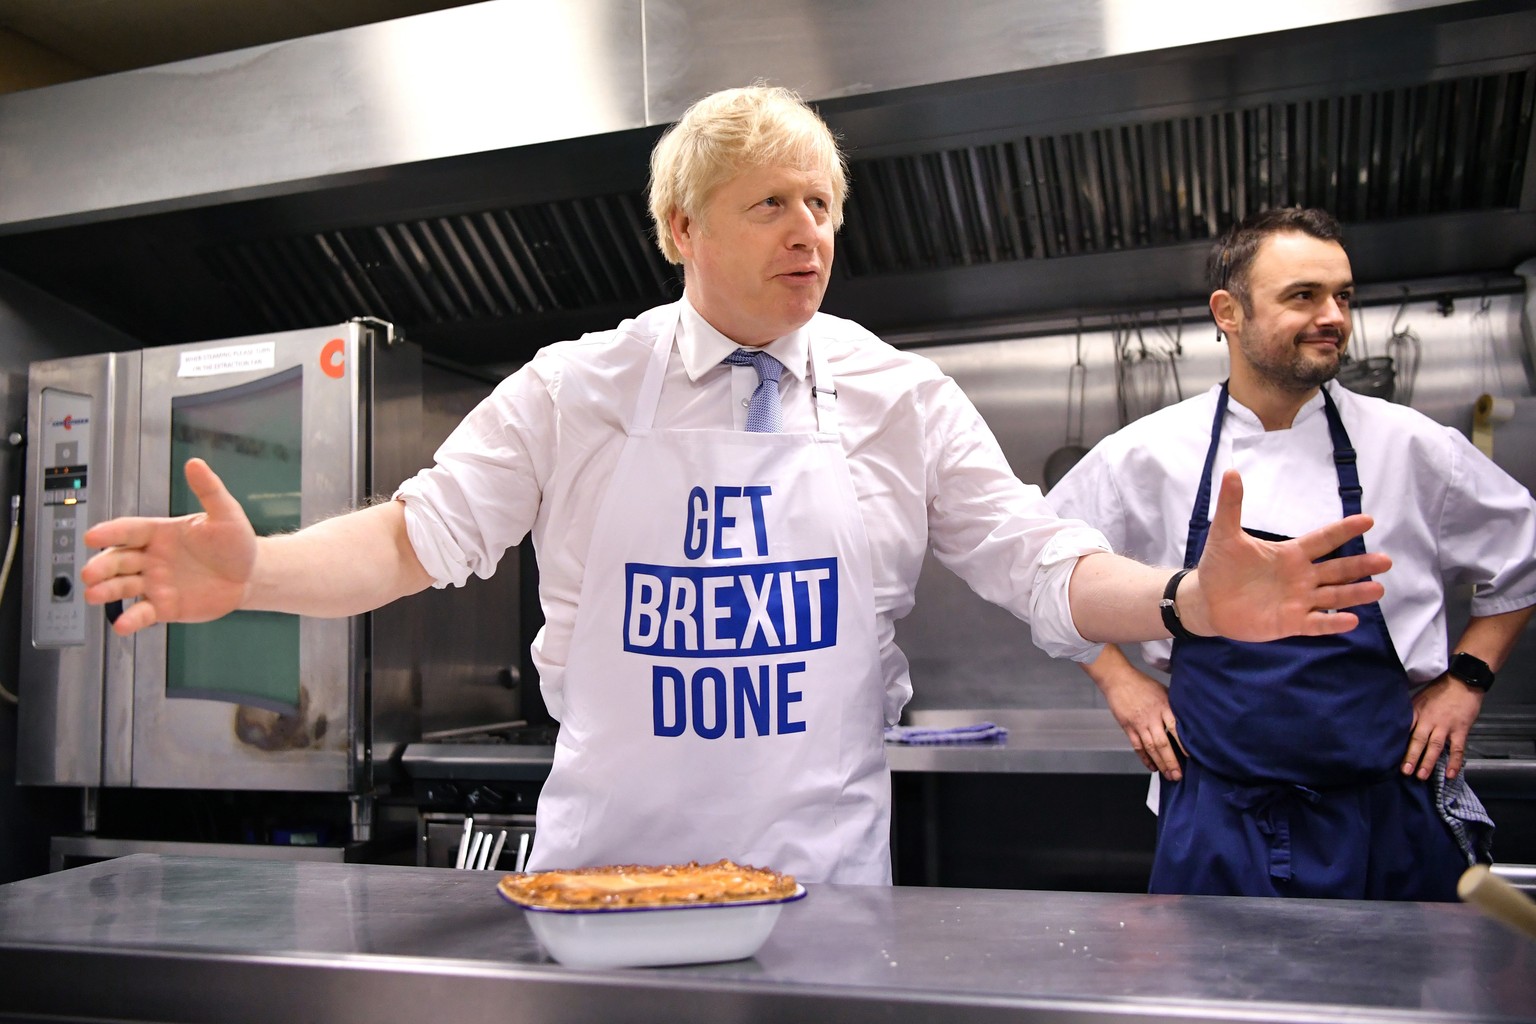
xmin=1151 ymin=383 xmax=1466 ymax=900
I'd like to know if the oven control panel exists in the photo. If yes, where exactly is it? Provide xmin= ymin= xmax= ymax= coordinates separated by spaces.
xmin=34 ymin=388 xmax=92 ymax=647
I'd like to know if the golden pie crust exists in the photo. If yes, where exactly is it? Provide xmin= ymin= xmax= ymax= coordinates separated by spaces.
xmin=498 ymin=858 xmax=798 ymax=909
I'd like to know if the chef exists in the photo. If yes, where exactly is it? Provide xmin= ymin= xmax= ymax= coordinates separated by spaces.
xmin=81 ymin=89 xmax=1389 ymax=885
xmin=1049 ymin=206 xmax=1536 ymax=900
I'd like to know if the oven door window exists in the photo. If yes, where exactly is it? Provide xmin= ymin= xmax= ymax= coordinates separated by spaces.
xmin=166 ymin=366 xmax=303 ymax=714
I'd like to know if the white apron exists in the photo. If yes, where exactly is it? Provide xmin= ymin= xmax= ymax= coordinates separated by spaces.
xmin=526 ymin=304 xmax=891 ymax=884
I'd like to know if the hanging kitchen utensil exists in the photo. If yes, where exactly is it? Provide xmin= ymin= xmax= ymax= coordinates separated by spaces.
xmin=1043 ymin=323 xmax=1090 ymax=491
xmin=1472 ymin=284 xmax=1509 ymax=397
xmin=1384 ymin=289 xmax=1421 ymax=405
xmin=1116 ymin=311 xmax=1176 ymax=424
xmin=1156 ymin=312 xmax=1185 ymax=403
xmin=1336 ymin=300 xmax=1396 ymax=401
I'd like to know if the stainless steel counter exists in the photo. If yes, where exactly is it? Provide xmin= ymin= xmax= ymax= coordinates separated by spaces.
xmin=0 ymin=854 xmax=1531 ymax=1024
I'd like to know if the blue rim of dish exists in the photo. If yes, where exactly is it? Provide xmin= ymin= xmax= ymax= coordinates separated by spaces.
xmin=499 ymin=882 xmax=807 ymax=915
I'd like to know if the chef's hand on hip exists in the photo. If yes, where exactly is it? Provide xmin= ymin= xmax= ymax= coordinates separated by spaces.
xmin=1187 ymin=470 xmax=1391 ymax=641
xmin=1404 ymin=676 xmax=1484 ymax=780
xmin=1099 ymin=661 xmax=1185 ymax=780
xmin=81 ymin=458 xmax=256 ymax=636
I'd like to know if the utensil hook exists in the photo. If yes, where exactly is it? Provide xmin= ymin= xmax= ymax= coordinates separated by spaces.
xmin=1066 ymin=321 xmax=1087 ymax=446
xmin=1390 ymin=287 xmax=1412 ymax=338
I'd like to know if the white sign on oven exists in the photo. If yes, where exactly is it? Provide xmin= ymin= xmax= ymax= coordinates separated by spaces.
xmin=177 ymin=342 xmax=277 ymax=378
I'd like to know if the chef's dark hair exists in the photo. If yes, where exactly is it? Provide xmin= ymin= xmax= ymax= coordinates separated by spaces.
xmin=1207 ymin=207 xmax=1345 ymax=315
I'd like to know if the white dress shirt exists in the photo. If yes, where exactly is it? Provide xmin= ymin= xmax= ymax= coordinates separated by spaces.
xmin=1048 ymin=381 xmax=1536 ymax=681
xmin=396 ymin=297 xmax=1110 ymax=723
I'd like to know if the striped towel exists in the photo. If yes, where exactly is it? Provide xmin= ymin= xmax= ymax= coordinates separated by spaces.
xmin=883 ymin=722 xmax=1008 ymax=745
xmin=1432 ymin=752 xmax=1495 ymax=866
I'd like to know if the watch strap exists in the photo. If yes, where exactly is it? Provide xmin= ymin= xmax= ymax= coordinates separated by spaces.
xmin=1159 ymin=568 xmax=1198 ymax=642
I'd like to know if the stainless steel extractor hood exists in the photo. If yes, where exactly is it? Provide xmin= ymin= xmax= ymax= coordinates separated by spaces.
xmin=0 ymin=0 xmax=1530 ymax=364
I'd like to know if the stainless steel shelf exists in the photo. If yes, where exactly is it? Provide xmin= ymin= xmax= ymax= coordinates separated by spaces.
xmin=400 ymin=708 xmax=1536 ymax=782
xmin=400 ymin=709 xmax=1152 ymax=780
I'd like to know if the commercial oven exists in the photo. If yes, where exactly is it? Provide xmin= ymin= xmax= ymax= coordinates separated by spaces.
xmin=18 ymin=320 xmax=522 ymax=842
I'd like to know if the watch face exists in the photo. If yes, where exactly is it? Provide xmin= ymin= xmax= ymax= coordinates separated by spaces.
xmin=1450 ymin=652 xmax=1494 ymax=691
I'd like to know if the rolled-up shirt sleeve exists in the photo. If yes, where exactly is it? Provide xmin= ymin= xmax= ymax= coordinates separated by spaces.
xmin=921 ymin=376 xmax=1111 ymax=662
xmin=393 ymin=360 xmax=556 ymax=588
xmin=1441 ymin=426 xmax=1536 ymax=616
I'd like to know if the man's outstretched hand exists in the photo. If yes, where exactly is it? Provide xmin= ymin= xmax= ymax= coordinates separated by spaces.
xmin=1182 ymin=470 xmax=1391 ymax=642
xmin=80 ymin=458 xmax=256 ymax=635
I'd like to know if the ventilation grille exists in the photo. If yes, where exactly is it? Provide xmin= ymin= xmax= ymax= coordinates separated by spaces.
xmin=840 ymin=68 xmax=1534 ymax=274
xmin=204 ymin=68 xmax=1533 ymax=337
xmin=203 ymin=193 xmax=677 ymax=334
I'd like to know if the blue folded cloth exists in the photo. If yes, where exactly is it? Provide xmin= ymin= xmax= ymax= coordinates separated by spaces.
xmin=1431 ymin=752 xmax=1495 ymax=866
xmin=883 ymin=722 xmax=1008 ymax=745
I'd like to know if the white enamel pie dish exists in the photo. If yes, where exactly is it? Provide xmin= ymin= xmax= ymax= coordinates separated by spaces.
xmin=498 ymin=880 xmax=807 ymax=969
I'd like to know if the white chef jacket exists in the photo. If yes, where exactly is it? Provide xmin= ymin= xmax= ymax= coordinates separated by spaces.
xmin=1048 ymin=381 xmax=1536 ymax=681
xmin=396 ymin=297 xmax=1111 ymax=724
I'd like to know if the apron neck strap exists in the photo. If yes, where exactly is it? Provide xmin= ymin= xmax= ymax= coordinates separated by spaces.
xmin=807 ymin=331 xmax=839 ymax=434
xmin=1185 ymin=383 xmax=1233 ymax=567
xmin=1186 ymin=382 xmax=1364 ymax=566
xmin=630 ymin=304 xmax=683 ymax=432
xmin=1319 ymin=385 xmax=1363 ymax=519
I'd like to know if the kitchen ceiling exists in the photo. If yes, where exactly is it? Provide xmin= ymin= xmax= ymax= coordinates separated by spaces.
xmin=0 ymin=0 xmax=481 ymax=94
xmin=0 ymin=1 xmax=1531 ymax=365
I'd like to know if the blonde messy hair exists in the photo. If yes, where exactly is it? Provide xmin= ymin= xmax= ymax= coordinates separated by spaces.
xmin=648 ymin=84 xmax=849 ymax=265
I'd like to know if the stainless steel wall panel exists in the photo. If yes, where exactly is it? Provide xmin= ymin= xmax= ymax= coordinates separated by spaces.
xmin=0 ymin=0 xmax=646 ymax=231
xmin=642 ymin=0 xmax=1480 ymax=123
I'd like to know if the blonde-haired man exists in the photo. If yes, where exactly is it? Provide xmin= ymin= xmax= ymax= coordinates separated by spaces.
xmin=82 ymin=88 xmax=1388 ymax=884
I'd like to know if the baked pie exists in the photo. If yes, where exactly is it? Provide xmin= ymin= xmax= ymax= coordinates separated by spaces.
xmin=497 ymin=858 xmax=798 ymax=909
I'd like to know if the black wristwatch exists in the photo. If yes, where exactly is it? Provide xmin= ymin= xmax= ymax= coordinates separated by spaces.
xmin=1160 ymin=568 xmax=1199 ymax=641
xmin=1447 ymin=651 xmax=1495 ymax=692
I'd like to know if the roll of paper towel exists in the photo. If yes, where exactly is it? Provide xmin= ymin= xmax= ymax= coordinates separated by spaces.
xmin=1472 ymin=394 xmax=1536 ymax=495
xmin=1474 ymin=394 xmax=1517 ymax=457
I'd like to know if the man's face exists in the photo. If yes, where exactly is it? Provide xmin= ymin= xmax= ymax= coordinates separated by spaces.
xmin=669 ymin=163 xmax=836 ymax=347
xmin=1220 ymin=231 xmax=1354 ymax=394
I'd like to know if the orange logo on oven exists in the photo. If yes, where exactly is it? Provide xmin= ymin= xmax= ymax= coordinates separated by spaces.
xmin=320 ymin=338 xmax=346 ymax=379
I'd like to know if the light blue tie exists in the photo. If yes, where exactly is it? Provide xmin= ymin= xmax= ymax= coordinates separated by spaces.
xmin=724 ymin=348 xmax=784 ymax=433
